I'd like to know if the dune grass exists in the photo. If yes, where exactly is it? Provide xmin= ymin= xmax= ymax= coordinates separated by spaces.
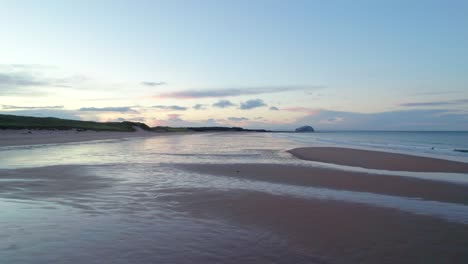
xmin=0 ymin=114 xmax=151 ymax=132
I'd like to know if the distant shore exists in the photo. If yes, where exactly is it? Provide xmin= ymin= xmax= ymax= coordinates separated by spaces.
xmin=0 ymin=128 xmax=159 ymax=147
xmin=288 ymin=147 xmax=468 ymax=173
xmin=0 ymin=129 xmax=262 ymax=147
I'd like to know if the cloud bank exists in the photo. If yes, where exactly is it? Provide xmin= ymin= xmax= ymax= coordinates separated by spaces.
xmin=2 ymin=105 xmax=64 ymax=110
xmin=154 ymin=85 xmax=321 ymax=99
xmin=289 ymin=109 xmax=468 ymax=131
xmin=400 ymin=99 xmax=468 ymax=107
xmin=227 ymin=117 xmax=249 ymax=121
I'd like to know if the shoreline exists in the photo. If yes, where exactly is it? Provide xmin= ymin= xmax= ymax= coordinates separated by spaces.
xmin=0 ymin=128 xmax=162 ymax=147
xmin=288 ymin=147 xmax=468 ymax=173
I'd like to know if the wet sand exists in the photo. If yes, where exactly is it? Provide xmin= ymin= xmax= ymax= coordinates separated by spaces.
xmin=177 ymin=163 xmax=468 ymax=205
xmin=3 ymin=164 xmax=468 ymax=263
xmin=0 ymin=165 xmax=114 ymax=199
xmin=0 ymin=128 xmax=158 ymax=147
xmin=2 ymin=162 xmax=468 ymax=263
xmin=288 ymin=147 xmax=468 ymax=172
xmin=170 ymin=189 xmax=468 ymax=264
xmin=2 ymin=134 xmax=468 ymax=263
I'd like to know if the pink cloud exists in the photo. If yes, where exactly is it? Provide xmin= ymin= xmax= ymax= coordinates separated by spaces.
xmin=167 ymin=114 xmax=182 ymax=121
xmin=153 ymin=86 xmax=322 ymax=99
xmin=282 ymin=107 xmax=320 ymax=115
xmin=319 ymin=117 xmax=344 ymax=124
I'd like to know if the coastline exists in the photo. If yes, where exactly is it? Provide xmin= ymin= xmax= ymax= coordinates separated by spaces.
xmin=288 ymin=147 xmax=468 ymax=173
xmin=0 ymin=128 xmax=160 ymax=147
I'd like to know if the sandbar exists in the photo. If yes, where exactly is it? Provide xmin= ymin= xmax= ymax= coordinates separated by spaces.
xmin=288 ymin=147 xmax=468 ymax=173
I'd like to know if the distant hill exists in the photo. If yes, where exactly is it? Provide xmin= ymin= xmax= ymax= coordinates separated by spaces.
xmin=151 ymin=126 xmax=269 ymax=132
xmin=0 ymin=114 xmax=151 ymax=132
xmin=0 ymin=114 xmax=271 ymax=133
xmin=295 ymin=125 xmax=315 ymax=132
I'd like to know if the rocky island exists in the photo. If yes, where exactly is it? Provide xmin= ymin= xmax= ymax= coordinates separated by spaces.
xmin=295 ymin=125 xmax=315 ymax=132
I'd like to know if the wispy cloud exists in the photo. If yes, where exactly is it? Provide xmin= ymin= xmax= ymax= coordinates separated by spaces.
xmin=152 ymin=105 xmax=188 ymax=111
xmin=2 ymin=105 xmax=64 ymax=110
xmin=167 ymin=113 xmax=183 ymax=121
xmin=114 ymin=116 xmax=146 ymax=122
xmin=141 ymin=81 xmax=166 ymax=86
xmin=0 ymin=109 xmax=81 ymax=120
xmin=228 ymin=117 xmax=249 ymax=121
xmin=319 ymin=117 xmax=344 ymax=124
xmin=0 ymin=72 xmax=49 ymax=88
xmin=269 ymin=106 xmax=279 ymax=111
xmin=289 ymin=109 xmax=468 ymax=131
xmin=282 ymin=107 xmax=320 ymax=115
xmin=212 ymin=100 xmax=236 ymax=108
xmin=400 ymin=99 xmax=468 ymax=107
xmin=0 ymin=65 xmax=86 ymax=95
xmin=154 ymin=85 xmax=321 ymax=99
xmin=192 ymin=104 xmax=207 ymax=110
xmin=240 ymin=99 xmax=267 ymax=110
xmin=155 ymin=116 xmax=225 ymax=127
xmin=410 ymin=90 xmax=462 ymax=96
xmin=79 ymin=107 xmax=138 ymax=113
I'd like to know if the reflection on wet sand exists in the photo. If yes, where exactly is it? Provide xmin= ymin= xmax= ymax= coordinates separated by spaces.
xmin=166 ymin=188 xmax=468 ymax=264
xmin=1 ymin=133 xmax=468 ymax=263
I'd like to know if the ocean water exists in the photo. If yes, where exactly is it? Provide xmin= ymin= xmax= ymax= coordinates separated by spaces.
xmin=1 ymin=132 xmax=467 ymax=263
xmin=275 ymin=131 xmax=468 ymax=162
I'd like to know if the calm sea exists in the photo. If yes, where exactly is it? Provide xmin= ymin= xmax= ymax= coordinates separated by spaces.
xmin=274 ymin=131 xmax=468 ymax=162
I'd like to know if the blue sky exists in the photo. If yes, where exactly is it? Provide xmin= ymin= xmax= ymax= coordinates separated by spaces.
xmin=1 ymin=0 xmax=467 ymax=130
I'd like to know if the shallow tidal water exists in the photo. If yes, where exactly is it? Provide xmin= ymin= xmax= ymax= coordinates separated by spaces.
xmin=1 ymin=133 xmax=468 ymax=263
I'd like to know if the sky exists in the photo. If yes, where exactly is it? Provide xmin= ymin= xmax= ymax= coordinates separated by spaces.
xmin=1 ymin=0 xmax=467 ymax=130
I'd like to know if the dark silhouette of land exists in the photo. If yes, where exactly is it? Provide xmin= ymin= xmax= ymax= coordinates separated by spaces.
xmin=0 ymin=114 xmax=270 ymax=132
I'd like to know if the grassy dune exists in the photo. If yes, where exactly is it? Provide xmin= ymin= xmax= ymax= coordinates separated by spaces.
xmin=0 ymin=114 xmax=270 ymax=133
xmin=0 ymin=114 xmax=151 ymax=132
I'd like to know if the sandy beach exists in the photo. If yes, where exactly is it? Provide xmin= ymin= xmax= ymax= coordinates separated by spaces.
xmin=0 ymin=128 xmax=158 ymax=147
xmin=289 ymin=147 xmax=468 ymax=173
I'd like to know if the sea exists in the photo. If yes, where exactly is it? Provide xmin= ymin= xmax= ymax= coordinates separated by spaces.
xmin=275 ymin=131 xmax=468 ymax=162
xmin=0 ymin=131 xmax=467 ymax=263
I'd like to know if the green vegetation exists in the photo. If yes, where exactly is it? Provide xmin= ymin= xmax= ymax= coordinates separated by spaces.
xmin=0 ymin=114 xmax=270 ymax=133
xmin=151 ymin=126 xmax=268 ymax=132
xmin=151 ymin=126 xmax=190 ymax=132
xmin=187 ymin=127 xmax=268 ymax=132
xmin=0 ymin=114 xmax=151 ymax=132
